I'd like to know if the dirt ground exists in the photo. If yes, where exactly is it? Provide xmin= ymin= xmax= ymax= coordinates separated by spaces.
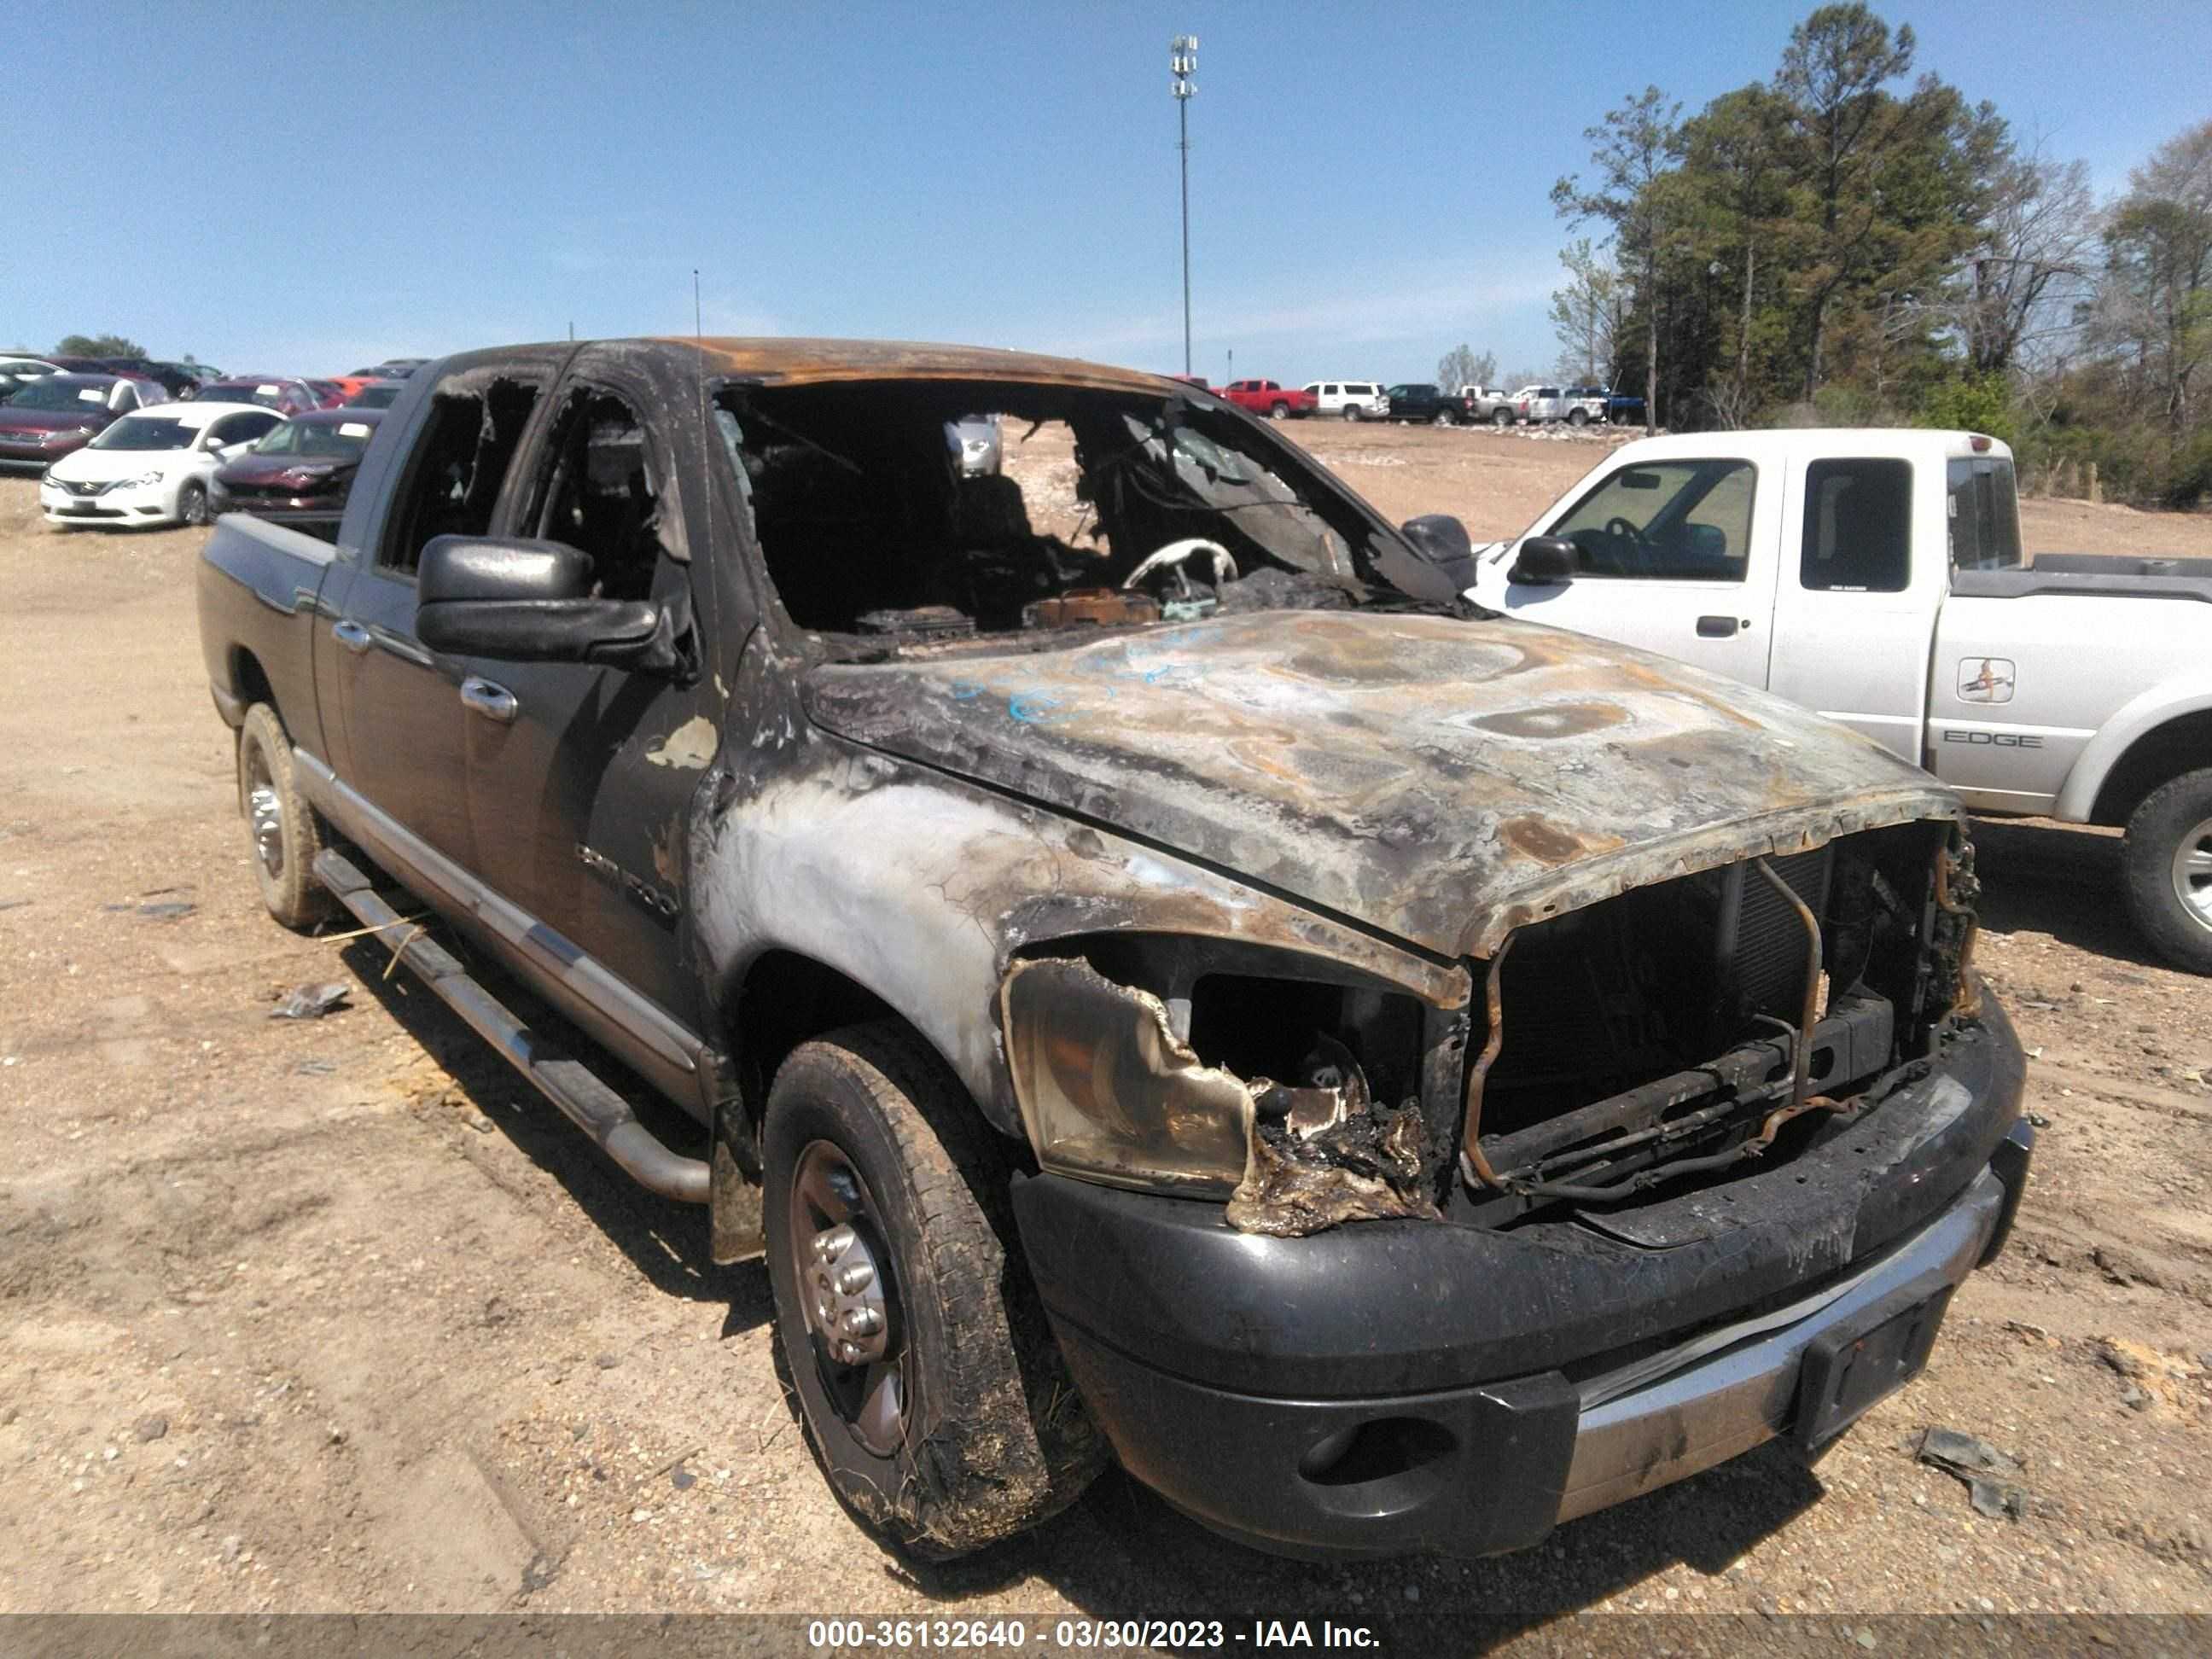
xmin=2 ymin=428 xmax=2209 ymax=1649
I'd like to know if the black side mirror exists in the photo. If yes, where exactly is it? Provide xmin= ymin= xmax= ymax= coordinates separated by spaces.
xmin=1397 ymin=513 xmax=1478 ymax=592
xmin=416 ymin=535 xmax=688 ymax=674
xmin=1508 ymin=534 xmax=1577 ymax=586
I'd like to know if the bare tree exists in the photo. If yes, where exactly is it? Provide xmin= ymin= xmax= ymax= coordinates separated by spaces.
xmin=1947 ymin=147 xmax=2099 ymax=375
xmin=2093 ymin=118 xmax=2212 ymax=433
xmin=1435 ymin=343 xmax=1498 ymax=392
xmin=1548 ymin=241 xmax=1622 ymax=382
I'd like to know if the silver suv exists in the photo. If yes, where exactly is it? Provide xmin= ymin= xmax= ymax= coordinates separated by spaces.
xmin=1304 ymin=380 xmax=1389 ymax=422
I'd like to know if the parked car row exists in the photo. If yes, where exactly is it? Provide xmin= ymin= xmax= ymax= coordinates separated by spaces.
xmin=0 ymin=352 xmax=416 ymax=534
xmin=1196 ymin=371 xmax=1649 ymax=428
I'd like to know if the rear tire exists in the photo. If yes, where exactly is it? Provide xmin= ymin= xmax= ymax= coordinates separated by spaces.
xmin=2122 ymin=768 xmax=2212 ymax=974
xmin=1431 ymin=410 xmax=1453 ymax=427
xmin=763 ymin=1023 xmax=1105 ymax=1558
xmin=1493 ymin=408 xmax=1513 ymax=428
xmin=1341 ymin=405 xmax=1360 ymax=422
xmin=236 ymin=701 xmax=332 ymax=930
xmin=1568 ymin=408 xmax=1590 ymax=428
xmin=177 ymin=479 xmax=210 ymax=527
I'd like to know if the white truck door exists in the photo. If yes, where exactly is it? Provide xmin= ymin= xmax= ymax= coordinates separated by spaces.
xmin=1492 ymin=453 xmax=1779 ymax=687
xmin=1767 ymin=453 xmax=1940 ymax=762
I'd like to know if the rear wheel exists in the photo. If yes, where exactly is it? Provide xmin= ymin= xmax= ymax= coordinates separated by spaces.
xmin=236 ymin=702 xmax=332 ymax=930
xmin=1341 ymin=405 xmax=1360 ymax=422
xmin=1493 ymin=408 xmax=1513 ymax=428
xmin=2122 ymin=769 xmax=2212 ymax=974
xmin=177 ymin=479 xmax=210 ymax=527
xmin=1568 ymin=407 xmax=1590 ymax=428
xmin=763 ymin=1023 xmax=1105 ymax=1558
xmin=1431 ymin=410 xmax=1454 ymax=427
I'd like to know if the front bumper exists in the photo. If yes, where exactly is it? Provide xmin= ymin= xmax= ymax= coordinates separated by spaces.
xmin=1011 ymin=1010 xmax=2028 ymax=1560
xmin=41 ymin=476 xmax=180 ymax=526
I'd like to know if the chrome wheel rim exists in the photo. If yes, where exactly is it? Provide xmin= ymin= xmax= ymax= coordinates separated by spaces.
xmin=789 ymin=1139 xmax=907 ymax=1456
xmin=2173 ymin=815 xmax=2212 ymax=932
xmin=245 ymin=748 xmax=284 ymax=877
xmin=180 ymin=485 xmax=207 ymax=526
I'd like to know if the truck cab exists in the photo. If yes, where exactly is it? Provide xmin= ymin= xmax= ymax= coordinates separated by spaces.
xmin=1469 ymin=428 xmax=2212 ymax=969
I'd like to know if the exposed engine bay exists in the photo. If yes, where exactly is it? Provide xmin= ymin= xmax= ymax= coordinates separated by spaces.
xmin=1004 ymin=818 xmax=1979 ymax=1238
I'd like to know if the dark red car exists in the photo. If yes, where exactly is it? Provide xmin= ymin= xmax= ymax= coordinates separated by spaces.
xmin=193 ymin=377 xmax=323 ymax=416
xmin=0 ymin=374 xmax=166 ymax=468
xmin=209 ymin=408 xmax=384 ymax=536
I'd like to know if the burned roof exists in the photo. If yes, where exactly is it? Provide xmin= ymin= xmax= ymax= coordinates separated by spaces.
xmin=645 ymin=337 xmax=1175 ymax=394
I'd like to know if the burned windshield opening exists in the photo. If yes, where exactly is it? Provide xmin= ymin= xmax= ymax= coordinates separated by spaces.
xmin=715 ymin=380 xmax=1404 ymax=649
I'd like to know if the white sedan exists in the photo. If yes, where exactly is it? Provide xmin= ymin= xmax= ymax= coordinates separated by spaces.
xmin=38 ymin=402 xmax=283 ymax=529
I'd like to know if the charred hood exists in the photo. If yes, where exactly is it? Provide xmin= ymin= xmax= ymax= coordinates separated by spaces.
xmin=802 ymin=611 xmax=1957 ymax=961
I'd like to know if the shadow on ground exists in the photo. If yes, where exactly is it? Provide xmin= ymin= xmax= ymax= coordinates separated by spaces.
xmin=911 ymin=1443 xmax=1822 ymax=1645
xmin=1970 ymin=816 xmax=2166 ymax=969
xmin=333 ymin=931 xmax=771 ymax=1333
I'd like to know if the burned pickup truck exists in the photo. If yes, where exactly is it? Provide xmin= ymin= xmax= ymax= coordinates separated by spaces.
xmin=196 ymin=337 xmax=2029 ymax=1562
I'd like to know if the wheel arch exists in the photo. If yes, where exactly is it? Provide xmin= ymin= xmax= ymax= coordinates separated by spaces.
xmin=2058 ymin=691 xmax=2212 ymax=827
xmin=230 ymin=646 xmax=278 ymax=731
xmin=713 ymin=945 xmax=1022 ymax=1158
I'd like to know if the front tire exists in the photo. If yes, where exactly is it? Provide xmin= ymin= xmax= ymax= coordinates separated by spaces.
xmin=1568 ymin=407 xmax=1590 ymax=427
xmin=2122 ymin=769 xmax=2212 ymax=974
xmin=1268 ymin=401 xmax=1289 ymax=420
xmin=763 ymin=1023 xmax=1104 ymax=1558
xmin=236 ymin=702 xmax=332 ymax=930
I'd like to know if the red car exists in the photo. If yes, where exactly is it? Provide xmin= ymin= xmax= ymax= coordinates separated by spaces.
xmin=194 ymin=377 xmax=323 ymax=416
xmin=1220 ymin=378 xmax=1316 ymax=420
xmin=208 ymin=408 xmax=384 ymax=535
xmin=0 ymin=373 xmax=166 ymax=468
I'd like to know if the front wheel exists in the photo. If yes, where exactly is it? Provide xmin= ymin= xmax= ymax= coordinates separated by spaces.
xmin=763 ymin=1023 xmax=1104 ymax=1558
xmin=236 ymin=702 xmax=332 ymax=929
xmin=2122 ymin=769 xmax=2212 ymax=974
xmin=1568 ymin=407 xmax=1590 ymax=428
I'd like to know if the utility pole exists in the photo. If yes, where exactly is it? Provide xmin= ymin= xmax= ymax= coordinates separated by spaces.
xmin=1172 ymin=35 xmax=1198 ymax=376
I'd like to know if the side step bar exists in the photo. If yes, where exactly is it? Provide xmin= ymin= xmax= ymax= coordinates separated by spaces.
xmin=312 ymin=849 xmax=710 ymax=1204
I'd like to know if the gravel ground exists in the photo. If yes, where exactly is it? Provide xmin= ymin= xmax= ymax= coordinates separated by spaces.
xmin=0 ymin=439 xmax=2207 ymax=1651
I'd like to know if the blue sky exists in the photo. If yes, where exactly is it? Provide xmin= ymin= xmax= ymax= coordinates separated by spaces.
xmin=11 ymin=3 xmax=2205 ymax=384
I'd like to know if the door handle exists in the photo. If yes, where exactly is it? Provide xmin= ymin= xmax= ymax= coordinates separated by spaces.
xmin=332 ymin=619 xmax=371 ymax=654
xmin=1696 ymin=614 xmax=1742 ymax=637
xmin=460 ymin=677 xmax=518 ymax=724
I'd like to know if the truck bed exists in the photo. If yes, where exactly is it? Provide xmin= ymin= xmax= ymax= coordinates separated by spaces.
xmin=1953 ymin=560 xmax=2212 ymax=605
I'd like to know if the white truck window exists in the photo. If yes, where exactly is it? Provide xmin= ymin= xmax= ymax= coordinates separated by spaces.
xmin=1947 ymin=456 xmax=2023 ymax=571
xmin=1801 ymin=458 xmax=1912 ymax=593
xmin=1549 ymin=459 xmax=1755 ymax=581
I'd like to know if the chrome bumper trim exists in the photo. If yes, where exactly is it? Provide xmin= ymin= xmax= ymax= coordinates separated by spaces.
xmin=1556 ymin=1167 xmax=2005 ymax=1522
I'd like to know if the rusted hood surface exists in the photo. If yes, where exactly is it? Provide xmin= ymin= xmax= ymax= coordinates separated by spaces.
xmin=802 ymin=612 xmax=1955 ymax=959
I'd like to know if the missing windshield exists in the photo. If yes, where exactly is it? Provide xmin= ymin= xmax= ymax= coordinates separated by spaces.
xmin=716 ymin=381 xmax=1391 ymax=648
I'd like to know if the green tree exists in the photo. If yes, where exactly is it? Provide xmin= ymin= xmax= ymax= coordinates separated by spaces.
xmin=55 ymin=333 xmax=148 ymax=359
xmin=1772 ymin=4 xmax=1917 ymax=399
xmin=1553 ymin=86 xmax=1684 ymax=434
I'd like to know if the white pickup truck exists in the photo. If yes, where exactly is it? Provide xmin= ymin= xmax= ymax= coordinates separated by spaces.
xmin=1465 ymin=428 xmax=2212 ymax=971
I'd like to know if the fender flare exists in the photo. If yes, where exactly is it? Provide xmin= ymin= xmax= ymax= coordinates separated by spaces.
xmin=2053 ymin=678 xmax=2212 ymax=823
